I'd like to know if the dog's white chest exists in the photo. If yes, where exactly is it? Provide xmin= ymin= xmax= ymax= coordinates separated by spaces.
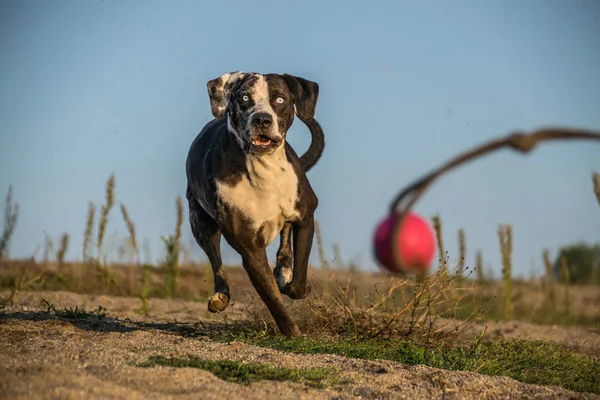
xmin=217 ymin=154 xmax=300 ymax=246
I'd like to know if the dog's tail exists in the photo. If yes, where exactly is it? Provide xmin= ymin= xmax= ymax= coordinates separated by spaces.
xmin=298 ymin=118 xmax=325 ymax=172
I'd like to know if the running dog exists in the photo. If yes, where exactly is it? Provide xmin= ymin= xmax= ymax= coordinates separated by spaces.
xmin=185 ymin=71 xmax=325 ymax=336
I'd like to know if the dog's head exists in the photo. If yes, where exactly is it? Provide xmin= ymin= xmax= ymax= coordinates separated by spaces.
xmin=207 ymin=72 xmax=319 ymax=155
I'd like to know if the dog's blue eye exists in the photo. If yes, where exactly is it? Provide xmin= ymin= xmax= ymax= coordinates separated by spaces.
xmin=242 ymin=95 xmax=249 ymax=102
xmin=276 ymin=97 xmax=285 ymax=104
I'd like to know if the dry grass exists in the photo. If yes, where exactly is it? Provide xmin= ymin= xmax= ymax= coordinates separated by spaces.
xmin=593 ymin=171 xmax=600 ymax=206
xmin=1 ymin=174 xmax=599 ymax=338
xmin=498 ymin=224 xmax=513 ymax=320
xmin=0 ymin=185 xmax=18 ymax=261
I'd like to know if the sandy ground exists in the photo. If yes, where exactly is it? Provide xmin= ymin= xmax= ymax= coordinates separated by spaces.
xmin=1 ymin=290 xmax=599 ymax=400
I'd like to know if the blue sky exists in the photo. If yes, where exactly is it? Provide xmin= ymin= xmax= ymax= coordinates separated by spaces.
xmin=1 ymin=0 xmax=599 ymax=278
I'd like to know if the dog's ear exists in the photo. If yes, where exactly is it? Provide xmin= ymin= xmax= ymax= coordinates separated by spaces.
xmin=282 ymin=74 xmax=319 ymax=121
xmin=207 ymin=71 xmax=244 ymax=119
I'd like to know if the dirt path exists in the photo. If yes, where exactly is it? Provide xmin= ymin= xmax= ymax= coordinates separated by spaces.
xmin=1 ymin=290 xmax=598 ymax=400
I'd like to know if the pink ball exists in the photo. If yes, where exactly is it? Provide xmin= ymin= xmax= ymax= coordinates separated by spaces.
xmin=373 ymin=212 xmax=437 ymax=274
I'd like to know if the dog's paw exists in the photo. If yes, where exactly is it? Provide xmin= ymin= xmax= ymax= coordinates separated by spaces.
xmin=208 ymin=292 xmax=230 ymax=313
xmin=284 ymin=282 xmax=312 ymax=299
xmin=273 ymin=266 xmax=293 ymax=294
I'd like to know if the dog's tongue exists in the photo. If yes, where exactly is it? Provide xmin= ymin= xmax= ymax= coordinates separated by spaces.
xmin=253 ymin=137 xmax=271 ymax=146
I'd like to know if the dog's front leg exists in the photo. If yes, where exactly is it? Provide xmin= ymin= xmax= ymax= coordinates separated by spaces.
xmin=273 ymin=222 xmax=293 ymax=294
xmin=285 ymin=214 xmax=315 ymax=299
xmin=241 ymin=248 xmax=301 ymax=337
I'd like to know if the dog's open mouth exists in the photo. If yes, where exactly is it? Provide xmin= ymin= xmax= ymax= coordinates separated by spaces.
xmin=252 ymin=135 xmax=273 ymax=147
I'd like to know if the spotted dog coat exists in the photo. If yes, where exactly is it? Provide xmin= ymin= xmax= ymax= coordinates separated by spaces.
xmin=186 ymin=71 xmax=325 ymax=337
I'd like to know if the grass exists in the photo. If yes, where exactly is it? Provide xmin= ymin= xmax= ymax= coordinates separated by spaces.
xmin=498 ymin=224 xmax=513 ymax=320
xmin=431 ymin=214 xmax=447 ymax=277
xmin=0 ymin=185 xmax=18 ymax=261
xmin=41 ymin=298 xmax=108 ymax=320
xmin=138 ymin=355 xmax=341 ymax=388
xmin=11 ymin=298 xmax=597 ymax=394
xmin=1 ymin=176 xmax=600 ymax=395
xmin=3 ymin=175 xmax=597 ymax=330
xmin=542 ymin=249 xmax=557 ymax=322
xmin=202 ymin=329 xmax=600 ymax=394
xmin=561 ymin=256 xmax=571 ymax=324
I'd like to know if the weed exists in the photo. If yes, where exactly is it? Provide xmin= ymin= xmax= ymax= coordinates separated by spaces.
xmin=138 ymin=264 xmax=151 ymax=315
xmin=475 ymin=250 xmax=485 ymax=284
xmin=43 ymin=234 xmax=54 ymax=263
xmin=42 ymin=298 xmax=107 ymax=320
xmin=498 ymin=224 xmax=513 ymax=320
xmin=593 ymin=171 xmax=600 ymax=206
xmin=561 ymin=256 xmax=571 ymax=324
xmin=84 ymin=175 xmax=123 ymax=295
xmin=138 ymin=355 xmax=340 ymax=388
xmin=458 ymin=228 xmax=466 ymax=279
xmin=120 ymin=204 xmax=139 ymax=265
xmin=2 ymin=261 xmax=45 ymax=305
xmin=0 ymin=185 xmax=19 ymax=261
xmin=431 ymin=214 xmax=447 ymax=277
xmin=56 ymin=233 xmax=69 ymax=266
xmin=314 ymin=219 xmax=330 ymax=295
xmin=97 ymin=174 xmax=115 ymax=259
xmin=214 ymin=330 xmax=599 ymax=394
xmin=240 ymin=260 xmax=484 ymax=346
xmin=542 ymin=249 xmax=556 ymax=322
xmin=82 ymin=201 xmax=95 ymax=262
xmin=162 ymin=196 xmax=184 ymax=299
xmin=120 ymin=203 xmax=148 ymax=314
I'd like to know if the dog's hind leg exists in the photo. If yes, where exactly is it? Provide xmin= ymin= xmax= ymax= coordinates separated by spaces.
xmin=187 ymin=190 xmax=230 ymax=313
xmin=273 ymin=222 xmax=293 ymax=294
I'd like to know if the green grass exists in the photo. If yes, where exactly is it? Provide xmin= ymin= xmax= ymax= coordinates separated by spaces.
xmin=206 ymin=330 xmax=600 ymax=394
xmin=138 ymin=355 xmax=341 ymax=388
xmin=41 ymin=298 xmax=107 ymax=320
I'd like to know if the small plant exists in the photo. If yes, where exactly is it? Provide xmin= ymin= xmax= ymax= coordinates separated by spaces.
xmin=163 ymin=196 xmax=184 ymax=299
xmin=560 ymin=256 xmax=571 ymax=324
xmin=82 ymin=201 xmax=96 ymax=262
xmin=139 ymin=264 xmax=152 ymax=314
xmin=138 ymin=355 xmax=341 ymax=388
xmin=42 ymin=299 xmax=107 ymax=319
xmin=332 ymin=243 xmax=343 ymax=269
xmin=42 ymin=234 xmax=54 ymax=263
xmin=3 ymin=261 xmax=45 ymax=305
xmin=0 ymin=185 xmax=19 ymax=261
xmin=457 ymin=228 xmax=466 ymax=279
xmin=542 ymin=249 xmax=556 ymax=322
xmin=593 ymin=171 xmax=600 ymax=206
xmin=314 ymin=219 xmax=329 ymax=295
xmin=161 ymin=236 xmax=177 ymax=299
xmin=99 ymin=176 xmax=121 ymax=292
xmin=120 ymin=203 xmax=149 ymax=314
xmin=56 ymin=233 xmax=70 ymax=266
xmin=475 ymin=250 xmax=485 ymax=284
xmin=82 ymin=174 xmax=122 ymax=295
xmin=294 ymin=261 xmax=481 ymax=346
xmin=498 ymin=224 xmax=513 ymax=320
xmin=235 ymin=335 xmax=600 ymax=394
xmin=97 ymin=174 xmax=115 ymax=261
xmin=431 ymin=214 xmax=447 ymax=277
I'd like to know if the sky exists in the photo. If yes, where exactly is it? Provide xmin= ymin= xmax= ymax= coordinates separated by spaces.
xmin=1 ymin=0 xmax=599 ymax=278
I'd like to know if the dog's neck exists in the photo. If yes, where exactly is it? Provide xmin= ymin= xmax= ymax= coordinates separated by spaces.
xmin=245 ymin=145 xmax=286 ymax=172
xmin=224 ymin=123 xmax=288 ymax=180
xmin=245 ymin=144 xmax=288 ymax=186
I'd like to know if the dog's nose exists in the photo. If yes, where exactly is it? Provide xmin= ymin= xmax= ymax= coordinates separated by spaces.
xmin=251 ymin=113 xmax=273 ymax=129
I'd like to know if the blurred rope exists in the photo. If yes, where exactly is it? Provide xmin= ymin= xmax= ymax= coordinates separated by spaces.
xmin=388 ymin=127 xmax=600 ymax=269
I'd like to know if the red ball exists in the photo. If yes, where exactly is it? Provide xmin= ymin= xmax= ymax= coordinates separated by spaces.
xmin=373 ymin=212 xmax=436 ymax=274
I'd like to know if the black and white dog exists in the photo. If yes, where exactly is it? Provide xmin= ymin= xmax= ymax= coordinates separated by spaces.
xmin=185 ymin=71 xmax=325 ymax=336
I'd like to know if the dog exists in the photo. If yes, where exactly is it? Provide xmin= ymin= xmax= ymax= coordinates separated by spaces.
xmin=185 ymin=71 xmax=325 ymax=337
